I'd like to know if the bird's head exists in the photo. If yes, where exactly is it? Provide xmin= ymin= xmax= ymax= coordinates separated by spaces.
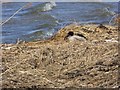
xmin=67 ymin=31 xmax=74 ymax=36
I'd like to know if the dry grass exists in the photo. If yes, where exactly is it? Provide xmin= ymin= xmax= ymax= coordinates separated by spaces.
xmin=1 ymin=24 xmax=119 ymax=88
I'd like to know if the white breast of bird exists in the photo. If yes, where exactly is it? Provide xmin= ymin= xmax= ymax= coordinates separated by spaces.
xmin=68 ymin=35 xmax=86 ymax=42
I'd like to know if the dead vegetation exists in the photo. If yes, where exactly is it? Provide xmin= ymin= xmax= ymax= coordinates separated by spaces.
xmin=1 ymin=24 xmax=119 ymax=88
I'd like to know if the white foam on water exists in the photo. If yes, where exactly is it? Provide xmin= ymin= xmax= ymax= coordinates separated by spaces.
xmin=50 ymin=1 xmax=56 ymax=7
xmin=27 ymin=29 xmax=42 ymax=35
xmin=45 ymin=29 xmax=55 ymax=38
xmin=42 ymin=2 xmax=56 ymax=12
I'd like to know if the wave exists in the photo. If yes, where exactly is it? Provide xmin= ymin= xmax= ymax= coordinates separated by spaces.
xmin=22 ymin=28 xmax=55 ymax=42
xmin=20 ymin=2 xmax=56 ymax=16
xmin=42 ymin=2 xmax=56 ymax=12
xmin=102 ymin=8 xmax=116 ymax=16
xmin=93 ymin=7 xmax=116 ymax=17
xmin=26 ymin=2 xmax=56 ymax=13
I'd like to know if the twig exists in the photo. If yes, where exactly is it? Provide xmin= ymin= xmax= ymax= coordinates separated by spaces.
xmin=109 ymin=14 xmax=118 ymax=25
xmin=1 ymin=3 xmax=31 ymax=26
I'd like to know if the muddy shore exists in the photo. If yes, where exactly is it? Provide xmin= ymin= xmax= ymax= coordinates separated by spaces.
xmin=1 ymin=24 xmax=119 ymax=89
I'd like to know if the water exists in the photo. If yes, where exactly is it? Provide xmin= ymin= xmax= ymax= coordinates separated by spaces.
xmin=2 ymin=2 xmax=118 ymax=44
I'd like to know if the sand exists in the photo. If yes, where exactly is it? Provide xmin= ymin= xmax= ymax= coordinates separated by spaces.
xmin=1 ymin=24 xmax=119 ymax=89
